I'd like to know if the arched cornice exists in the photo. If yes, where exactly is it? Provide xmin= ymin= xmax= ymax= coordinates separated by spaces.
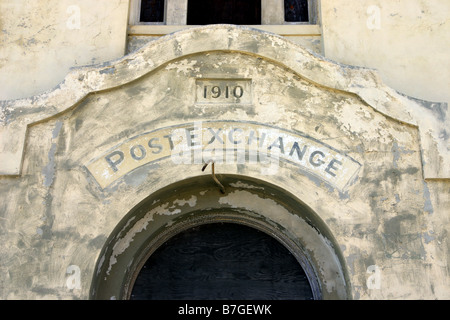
xmin=0 ymin=24 xmax=448 ymax=179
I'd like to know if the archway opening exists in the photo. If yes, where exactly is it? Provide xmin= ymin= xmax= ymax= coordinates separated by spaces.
xmin=130 ymin=222 xmax=314 ymax=300
xmin=90 ymin=174 xmax=351 ymax=300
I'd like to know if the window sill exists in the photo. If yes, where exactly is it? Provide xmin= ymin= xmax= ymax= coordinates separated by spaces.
xmin=128 ymin=24 xmax=321 ymax=37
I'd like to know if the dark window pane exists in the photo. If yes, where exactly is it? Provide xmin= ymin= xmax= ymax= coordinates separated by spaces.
xmin=285 ymin=0 xmax=309 ymax=22
xmin=188 ymin=0 xmax=261 ymax=25
xmin=140 ymin=0 xmax=164 ymax=23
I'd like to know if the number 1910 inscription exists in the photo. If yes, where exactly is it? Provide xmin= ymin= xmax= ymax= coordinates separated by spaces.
xmin=196 ymin=79 xmax=251 ymax=104
xmin=204 ymin=85 xmax=244 ymax=99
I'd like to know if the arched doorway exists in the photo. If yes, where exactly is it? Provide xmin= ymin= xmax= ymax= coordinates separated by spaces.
xmin=130 ymin=222 xmax=314 ymax=300
xmin=90 ymin=174 xmax=351 ymax=300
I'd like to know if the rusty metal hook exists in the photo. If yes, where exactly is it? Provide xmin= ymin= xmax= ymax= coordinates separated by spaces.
xmin=202 ymin=160 xmax=225 ymax=194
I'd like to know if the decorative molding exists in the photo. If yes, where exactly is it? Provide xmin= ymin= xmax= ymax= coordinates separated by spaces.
xmin=0 ymin=24 xmax=447 ymax=179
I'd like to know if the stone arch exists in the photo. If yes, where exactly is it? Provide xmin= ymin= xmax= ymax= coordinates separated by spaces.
xmin=90 ymin=174 xmax=351 ymax=300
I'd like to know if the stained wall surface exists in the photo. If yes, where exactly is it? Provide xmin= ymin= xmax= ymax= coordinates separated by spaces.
xmin=0 ymin=1 xmax=448 ymax=301
xmin=321 ymin=0 xmax=450 ymax=104
xmin=0 ymin=0 xmax=129 ymax=101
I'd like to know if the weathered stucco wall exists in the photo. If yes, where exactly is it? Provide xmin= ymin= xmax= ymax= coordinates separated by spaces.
xmin=1 ymin=0 xmax=448 ymax=107
xmin=0 ymin=25 xmax=448 ymax=299
xmin=321 ymin=0 xmax=450 ymax=104
xmin=0 ymin=0 xmax=129 ymax=101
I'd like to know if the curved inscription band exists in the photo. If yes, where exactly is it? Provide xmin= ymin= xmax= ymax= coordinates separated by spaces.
xmin=85 ymin=121 xmax=361 ymax=191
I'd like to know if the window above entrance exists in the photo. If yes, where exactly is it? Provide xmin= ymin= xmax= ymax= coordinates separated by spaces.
xmin=128 ymin=0 xmax=320 ymax=39
xmin=186 ymin=0 xmax=262 ymax=25
xmin=139 ymin=0 xmax=165 ymax=23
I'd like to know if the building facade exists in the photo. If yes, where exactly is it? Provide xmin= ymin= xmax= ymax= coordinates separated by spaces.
xmin=0 ymin=0 xmax=448 ymax=299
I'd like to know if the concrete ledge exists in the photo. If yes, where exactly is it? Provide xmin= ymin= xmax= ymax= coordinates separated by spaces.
xmin=128 ymin=24 xmax=322 ymax=36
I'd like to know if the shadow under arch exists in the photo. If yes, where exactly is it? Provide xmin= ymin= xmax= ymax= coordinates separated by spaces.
xmin=90 ymin=174 xmax=352 ymax=300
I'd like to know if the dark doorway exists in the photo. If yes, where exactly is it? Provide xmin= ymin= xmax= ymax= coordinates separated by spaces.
xmin=130 ymin=223 xmax=314 ymax=300
xmin=187 ymin=0 xmax=261 ymax=25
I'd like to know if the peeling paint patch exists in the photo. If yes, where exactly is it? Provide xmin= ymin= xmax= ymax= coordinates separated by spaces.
xmin=99 ymin=66 xmax=115 ymax=75
xmin=423 ymin=231 xmax=435 ymax=244
xmin=42 ymin=121 xmax=63 ymax=187
xmin=42 ymin=143 xmax=57 ymax=187
xmin=391 ymin=141 xmax=415 ymax=168
xmin=165 ymin=59 xmax=200 ymax=75
xmin=229 ymin=181 xmax=264 ymax=190
xmin=173 ymin=195 xmax=197 ymax=207
xmin=106 ymin=196 xmax=196 ymax=275
xmin=422 ymin=181 xmax=434 ymax=214
xmin=52 ymin=121 xmax=63 ymax=138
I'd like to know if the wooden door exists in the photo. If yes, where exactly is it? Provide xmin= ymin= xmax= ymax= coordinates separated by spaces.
xmin=130 ymin=223 xmax=314 ymax=300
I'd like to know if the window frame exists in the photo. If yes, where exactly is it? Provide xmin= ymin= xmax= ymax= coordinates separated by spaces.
xmin=283 ymin=0 xmax=318 ymax=25
xmin=128 ymin=0 xmax=320 ymax=37
xmin=129 ymin=0 xmax=189 ymax=25
xmin=135 ymin=0 xmax=166 ymax=24
xmin=129 ymin=0 xmax=318 ymax=25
